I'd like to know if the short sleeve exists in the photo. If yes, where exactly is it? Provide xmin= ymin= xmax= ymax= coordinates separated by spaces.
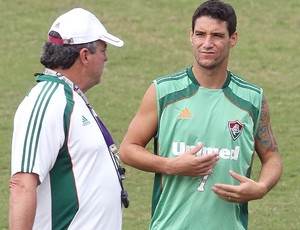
xmin=11 ymin=81 xmax=67 ymax=183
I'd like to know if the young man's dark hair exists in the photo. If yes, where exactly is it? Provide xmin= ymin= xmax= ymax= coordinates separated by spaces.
xmin=192 ymin=0 xmax=237 ymax=36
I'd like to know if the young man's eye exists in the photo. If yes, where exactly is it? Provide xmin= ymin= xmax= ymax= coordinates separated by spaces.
xmin=213 ymin=33 xmax=224 ymax=38
xmin=195 ymin=32 xmax=205 ymax=37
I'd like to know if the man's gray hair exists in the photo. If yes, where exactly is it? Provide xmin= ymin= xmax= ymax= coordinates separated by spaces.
xmin=40 ymin=31 xmax=98 ymax=69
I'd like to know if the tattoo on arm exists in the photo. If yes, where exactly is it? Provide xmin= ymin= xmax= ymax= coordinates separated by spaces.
xmin=255 ymin=96 xmax=279 ymax=152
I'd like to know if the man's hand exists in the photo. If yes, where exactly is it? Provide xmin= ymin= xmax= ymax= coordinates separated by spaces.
xmin=211 ymin=170 xmax=267 ymax=203
xmin=169 ymin=144 xmax=219 ymax=177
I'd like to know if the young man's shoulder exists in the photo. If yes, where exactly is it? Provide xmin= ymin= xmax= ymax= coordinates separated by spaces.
xmin=154 ymin=67 xmax=190 ymax=84
xmin=228 ymin=70 xmax=263 ymax=95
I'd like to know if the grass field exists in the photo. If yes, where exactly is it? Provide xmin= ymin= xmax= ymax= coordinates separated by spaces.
xmin=1 ymin=0 xmax=299 ymax=229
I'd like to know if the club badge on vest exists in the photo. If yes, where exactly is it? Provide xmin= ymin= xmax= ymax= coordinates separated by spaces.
xmin=228 ymin=120 xmax=244 ymax=141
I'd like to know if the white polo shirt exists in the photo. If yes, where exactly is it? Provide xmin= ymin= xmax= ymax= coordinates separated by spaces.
xmin=11 ymin=75 xmax=122 ymax=229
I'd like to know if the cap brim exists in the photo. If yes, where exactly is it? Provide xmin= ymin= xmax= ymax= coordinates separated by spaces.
xmin=101 ymin=33 xmax=124 ymax=47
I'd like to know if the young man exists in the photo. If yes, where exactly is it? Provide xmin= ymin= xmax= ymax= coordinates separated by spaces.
xmin=119 ymin=0 xmax=282 ymax=229
xmin=10 ymin=8 xmax=126 ymax=229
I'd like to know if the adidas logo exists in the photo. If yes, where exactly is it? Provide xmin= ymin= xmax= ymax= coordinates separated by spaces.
xmin=178 ymin=108 xmax=192 ymax=119
xmin=82 ymin=116 xmax=90 ymax=126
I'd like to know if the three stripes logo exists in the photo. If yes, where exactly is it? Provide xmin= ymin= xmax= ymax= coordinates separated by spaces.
xmin=178 ymin=108 xmax=192 ymax=119
xmin=82 ymin=116 xmax=90 ymax=126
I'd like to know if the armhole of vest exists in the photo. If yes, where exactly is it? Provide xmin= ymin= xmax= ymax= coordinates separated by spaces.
xmin=153 ymin=80 xmax=161 ymax=141
xmin=253 ymin=88 xmax=263 ymax=136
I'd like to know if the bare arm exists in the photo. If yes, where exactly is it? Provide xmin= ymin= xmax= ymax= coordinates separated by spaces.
xmin=9 ymin=172 xmax=40 ymax=230
xmin=211 ymin=95 xmax=282 ymax=202
xmin=254 ymin=95 xmax=282 ymax=196
xmin=119 ymin=83 xmax=219 ymax=177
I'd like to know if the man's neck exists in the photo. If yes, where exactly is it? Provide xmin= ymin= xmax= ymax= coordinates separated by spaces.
xmin=52 ymin=67 xmax=88 ymax=93
xmin=192 ymin=65 xmax=228 ymax=89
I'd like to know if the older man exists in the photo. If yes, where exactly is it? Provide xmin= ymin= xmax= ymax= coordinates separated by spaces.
xmin=10 ymin=8 xmax=126 ymax=230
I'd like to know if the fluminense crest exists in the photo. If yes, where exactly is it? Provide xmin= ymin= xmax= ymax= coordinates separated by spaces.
xmin=228 ymin=120 xmax=244 ymax=141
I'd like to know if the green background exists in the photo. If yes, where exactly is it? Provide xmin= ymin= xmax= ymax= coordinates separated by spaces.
xmin=0 ymin=0 xmax=299 ymax=229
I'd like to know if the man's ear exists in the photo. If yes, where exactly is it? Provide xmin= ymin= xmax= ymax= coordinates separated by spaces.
xmin=230 ymin=31 xmax=238 ymax=48
xmin=190 ymin=30 xmax=193 ymax=46
xmin=79 ymin=48 xmax=89 ymax=66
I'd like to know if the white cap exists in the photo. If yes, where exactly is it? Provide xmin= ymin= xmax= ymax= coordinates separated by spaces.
xmin=48 ymin=8 xmax=124 ymax=47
